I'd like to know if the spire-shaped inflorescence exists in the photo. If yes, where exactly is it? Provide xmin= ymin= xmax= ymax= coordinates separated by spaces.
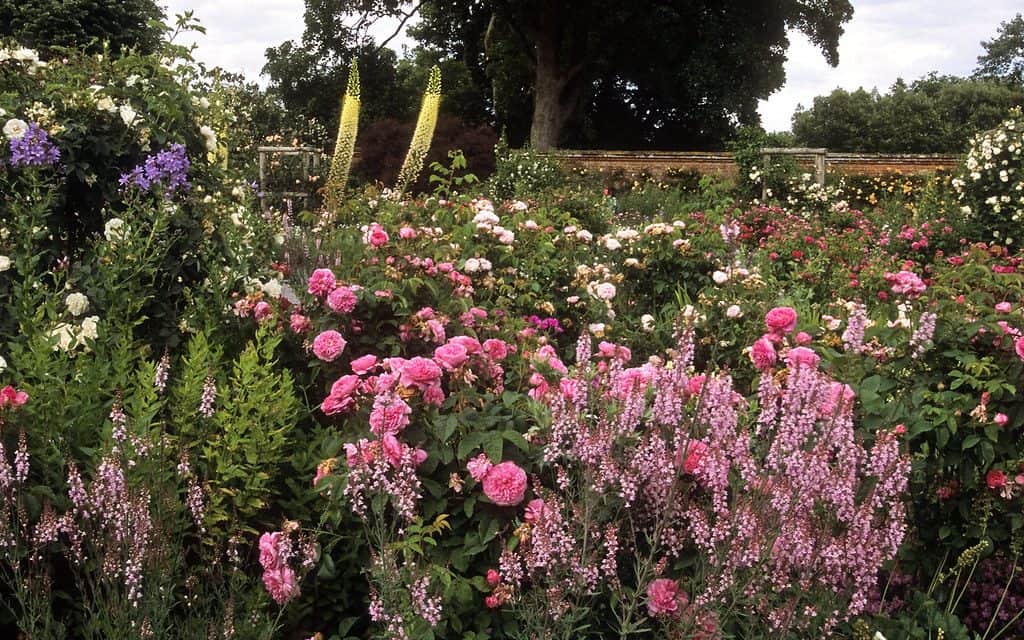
xmin=394 ymin=66 xmax=441 ymax=196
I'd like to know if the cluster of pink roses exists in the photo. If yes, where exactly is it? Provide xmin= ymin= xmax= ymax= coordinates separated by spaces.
xmin=750 ymin=306 xmax=816 ymax=372
xmin=885 ymin=269 xmax=927 ymax=298
xmin=258 ymin=530 xmax=300 ymax=605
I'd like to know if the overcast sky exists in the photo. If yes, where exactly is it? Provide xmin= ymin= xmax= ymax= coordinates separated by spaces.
xmin=162 ymin=0 xmax=1021 ymax=133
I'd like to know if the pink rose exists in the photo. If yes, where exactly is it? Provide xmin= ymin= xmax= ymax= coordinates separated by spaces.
xmin=399 ymin=357 xmax=443 ymax=390
xmin=307 ymin=268 xmax=337 ymax=296
xmin=312 ymin=330 xmax=347 ymax=362
xmin=886 ymin=270 xmax=927 ymax=298
xmin=486 ymin=569 xmax=501 ymax=587
xmin=750 ymin=336 xmax=777 ymax=371
xmin=676 ymin=440 xmax=708 ymax=474
xmin=686 ymin=375 xmax=705 ymax=397
xmin=258 ymin=532 xmax=282 ymax=570
xmin=483 ymin=338 xmax=510 ymax=361
xmin=263 ymin=565 xmax=299 ymax=605
xmin=484 ymin=595 xmax=500 ymax=608
xmin=363 ymin=223 xmax=389 ymax=248
xmin=434 ymin=342 xmax=469 ymax=371
xmin=382 ymin=434 xmax=404 ymax=467
xmin=1016 ymin=336 xmax=1024 ymax=361
xmin=524 ymin=498 xmax=546 ymax=523
xmin=289 ymin=313 xmax=311 ymax=334
xmin=481 ymin=461 xmax=527 ymax=506
xmin=646 ymin=578 xmax=688 ymax=617
xmin=321 ymin=394 xmax=355 ymax=415
xmin=253 ymin=301 xmax=273 ymax=321
xmin=995 ymin=301 xmax=1012 ymax=313
xmin=422 ymin=382 xmax=445 ymax=406
xmin=467 ymin=453 xmax=492 ymax=482
xmin=399 ymin=226 xmax=417 ymax=239
xmin=448 ymin=335 xmax=483 ymax=355
xmin=987 ymin=469 xmax=1008 ymax=489
xmin=795 ymin=331 xmax=813 ymax=345
xmin=994 ymin=413 xmax=1008 ymax=427
xmin=326 ymin=286 xmax=357 ymax=314
xmin=786 ymin=346 xmax=820 ymax=369
xmin=765 ymin=306 xmax=798 ymax=334
xmin=369 ymin=395 xmax=412 ymax=436
xmin=0 ymin=386 xmax=29 ymax=408
xmin=350 ymin=354 xmax=378 ymax=375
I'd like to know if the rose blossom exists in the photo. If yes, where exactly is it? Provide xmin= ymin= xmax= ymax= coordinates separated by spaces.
xmin=995 ymin=301 xmax=1012 ymax=313
xmin=486 ymin=569 xmax=501 ymax=587
xmin=434 ymin=342 xmax=469 ymax=370
xmin=350 ymin=354 xmax=378 ymax=375
xmin=986 ymin=469 xmax=1008 ymax=489
xmin=289 ymin=313 xmax=311 ymax=333
xmin=466 ymin=453 xmax=492 ymax=482
xmin=795 ymin=331 xmax=813 ymax=345
xmin=994 ymin=413 xmax=1009 ymax=427
xmin=259 ymin=532 xmax=283 ymax=570
xmin=523 ymin=498 xmax=546 ymax=523
xmin=326 ymin=286 xmax=357 ymax=314
xmin=786 ymin=346 xmax=820 ymax=369
xmin=312 ymin=330 xmax=347 ymax=362
xmin=765 ymin=306 xmax=798 ymax=334
xmin=481 ymin=461 xmax=527 ymax=506
xmin=1017 ymin=336 xmax=1024 ymax=361
xmin=307 ymin=268 xmax=336 ymax=296
xmin=750 ymin=336 xmax=777 ymax=371
xmin=676 ymin=440 xmax=708 ymax=474
xmin=399 ymin=356 xmax=443 ymax=390
xmin=483 ymin=339 xmax=510 ymax=361
xmin=363 ymin=223 xmax=389 ymax=247
xmin=646 ymin=578 xmax=688 ymax=617
xmin=253 ymin=301 xmax=273 ymax=321
xmin=0 ymin=385 xmax=29 ymax=407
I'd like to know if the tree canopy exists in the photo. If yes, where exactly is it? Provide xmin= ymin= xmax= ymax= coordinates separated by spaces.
xmin=791 ymin=75 xmax=1024 ymax=153
xmin=975 ymin=13 xmax=1024 ymax=85
xmin=0 ymin=0 xmax=165 ymax=55
xmin=266 ymin=0 xmax=855 ymax=150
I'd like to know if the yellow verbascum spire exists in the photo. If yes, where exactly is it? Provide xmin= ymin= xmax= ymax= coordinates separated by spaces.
xmin=395 ymin=66 xmax=441 ymax=196
xmin=325 ymin=60 xmax=360 ymax=212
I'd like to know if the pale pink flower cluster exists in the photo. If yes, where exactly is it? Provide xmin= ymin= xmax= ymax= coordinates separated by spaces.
xmin=258 ymin=529 xmax=305 ymax=605
xmin=885 ymin=269 xmax=927 ymax=298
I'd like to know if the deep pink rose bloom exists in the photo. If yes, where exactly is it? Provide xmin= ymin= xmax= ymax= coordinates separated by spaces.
xmin=523 ymin=498 xmax=546 ymax=523
xmin=686 ymin=375 xmax=705 ymax=397
xmin=486 ymin=569 xmax=501 ymax=587
xmin=321 ymin=394 xmax=355 ymax=415
xmin=253 ymin=301 xmax=273 ymax=321
xmin=597 ymin=341 xmax=618 ymax=358
xmin=765 ymin=306 xmax=798 ymax=334
xmin=466 ymin=453 xmax=492 ymax=481
xmin=786 ymin=346 xmax=820 ymax=369
xmin=795 ymin=331 xmax=813 ymax=345
xmin=434 ymin=342 xmax=469 ymax=371
xmin=399 ymin=356 xmax=443 ymax=390
xmin=263 ymin=565 xmax=299 ymax=604
xmin=483 ymin=338 xmax=509 ymax=361
xmin=422 ymin=382 xmax=445 ymax=406
xmin=344 ymin=439 xmax=377 ymax=466
xmin=326 ymin=286 xmax=357 ymax=314
xmin=312 ymin=330 xmax=347 ymax=362
xmin=0 ymin=386 xmax=29 ymax=407
xmin=364 ymin=223 xmax=389 ymax=247
xmin=482 ymin=461 xmax=527 ymax=506
xmin=750 ymin=336 xmax=777 ymax=371
xmin=350 ymin=354 xmax=378 ymax=375
xmin=369 ymin=396 xmax=412 ymax=436
xmin=995 ymin=301 xmax=1012 ymax=313
xmin=994 ymin=413 xmax=1008 ymax=426
xmin=449 ymin=335 xmax=483 ymax=355
xmin=646 ymin=578 xmax=688 ymax=617
xmin=382 ymin=434 xmax=404 ymax=467
xmin=987 ymin=469 xmax=1008 ymax=489
xmin=331 ymin=373 xmax=361 ymax=399
xmin=1016 ymin=336 xmax=1024 ymax=361
xmin=676 ymin=440 xmax=708 ymax=474
xmin=307 ymin=268 xmax=336 ymax=296
xmin=289 ymin=313 xmax=311 ymax=334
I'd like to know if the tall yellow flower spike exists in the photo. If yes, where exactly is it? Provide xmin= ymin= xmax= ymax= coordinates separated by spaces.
xmin=325 ymin=60 xmax=360 ymax=212
xmin=395 ymin=66 xmax=441 ymax=196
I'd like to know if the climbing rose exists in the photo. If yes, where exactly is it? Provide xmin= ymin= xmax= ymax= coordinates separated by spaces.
xmin=481 ymin=461 xmax=527 ymax=506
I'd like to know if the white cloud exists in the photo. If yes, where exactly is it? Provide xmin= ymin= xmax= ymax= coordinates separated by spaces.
xmin=759 ymin=0 xmax=1023 ymax=131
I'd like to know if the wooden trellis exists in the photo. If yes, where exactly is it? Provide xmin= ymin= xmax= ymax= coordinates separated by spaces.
xmin=257 ymin=146 xmax=324 ymax=211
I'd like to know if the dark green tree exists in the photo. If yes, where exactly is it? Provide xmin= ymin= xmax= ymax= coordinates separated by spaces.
xmin=792 ymin=75 xmax=1024 ymax=152
xmin=975 ymin=13 xmax=1024 ymax=85
xmin=0 ymin=0 xmax=164 ymax=55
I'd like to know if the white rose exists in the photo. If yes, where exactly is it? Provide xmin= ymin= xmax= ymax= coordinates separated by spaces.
xmin=3 ymin=118 xmax=28 ymax=140
xmin=603 ymin=237 xmax=622 ymax=250
xmin=0 ymin=255 xmax=10 ymax=271
xmin=199 ymin=125 xmax=217 ymax=152
xmin=464 ymin=258 xmax=480 ymax=273
xmin=50 ymin=323 xmax=77 ymax=351
xmin=12 ymin=48 xmax=39 ymax=63
xmin=65 ymin=292 xmax=90 ymax=316
xmin=0 ymin=354 xmax=6 ymax=373
xmin=119 ymin=103 xmax=137 ymax=127
xmin=261 ymin=279 xmax=283 ymax=299
xmin=478 ymin=258 xmax=492 ymax=271
xmin=726 ymin=304 xmax=742 ymax=318
xmin=512 ymin=200 xmax=528 ymax=211
xmin=595 ymin=282 xmax=616 ymax=300
xmin=641 ymin=314 xmax=656 ymax=332
xmin=79 ymin=316 xmax=99 ymax=341
xmin=576 ymin=229 xmax=593 ymax=242
xmin=712 ymin=270 xmax=729 ymax=285
xmin=588 ymin=322 xmax=606 ymax=337
xmin=104 ymin=218 xmax=125 ymax=242
xmin=96 ymin=96 xmax=116 ymax=112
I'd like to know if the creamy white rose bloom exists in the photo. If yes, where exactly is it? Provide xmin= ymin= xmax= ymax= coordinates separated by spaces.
xmin=0 ymin=355 xmax=6 ymax=373
xmin=50 ymin=323 xmax=77 ymax=351
xmin=464 ymin=258 xmax=480 ymax=273
xmin=12 ymin=48 xmax=39 ymax=63
xmin=96 ymin=96 xmax=116 ymax=112
xmin=79 ymin=316 xmax=100 ymax=342
xmin=588 ymin=322 xmax=606 ymax=337
xmin=261 ymin=279 xmax=283 ymax=299
xmin=575 ymin=229 xmax=593 ymax=242
xmin=119 ymin=103 xmax=137 ymax=127
xmin=641 ymin=314 xmax=656 ymax=332
xmin=511 ymin=200 xmax=528 ymax=211
xmin=3 ymin=118 xmax=28 ymax=140
xmin=65 ymin=292 xmax=90 ymax=316
xmin=199 ymin=125 xmax=217 ymax=152
xmin=595 ymin=282 xmax=616 ymax=300
xmin=104 ymin=218 xmax=125 ymax=242
xmin=726 ymin=304 xmax=742 ymax=318
xmin=0 ymin=255 xmax=10 ymax=271
xmin=712 ymin=270 xmax=729 ymax=285
xmin=478 ymin=258 xmax=492 ymax=271
xmin=602 ymin=237 xmax=622 ymax=250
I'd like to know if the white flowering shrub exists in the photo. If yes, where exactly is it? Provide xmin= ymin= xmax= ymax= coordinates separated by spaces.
xmin=953 ymin=106 xmax=1024 ymax=244
xmin=489 ymin=143 xmax=565 ymax=199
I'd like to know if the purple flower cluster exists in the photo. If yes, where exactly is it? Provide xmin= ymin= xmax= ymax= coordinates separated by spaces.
xmin=9 ymin=122 xmax=60 ymax=167
xmin=119 ymin=143 xmax=191 ymax=196
xmin=525 ymin=315 xmax=564 ymax=334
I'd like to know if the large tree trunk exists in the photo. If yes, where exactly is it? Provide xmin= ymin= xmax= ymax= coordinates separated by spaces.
xmin=529 ymin=2 xmax=582 ymax=150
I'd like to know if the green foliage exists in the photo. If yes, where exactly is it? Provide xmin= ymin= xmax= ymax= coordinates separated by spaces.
xmin=792 ymin=75 xmax=1024 ymax=152
xmin=489 ymin=143 xmax=566 ymax=200
xmin=975 ymin=12 xmax=1024 ymax=85
xmin=0 ymin=0 xmax=165 ymax=56
xmin=428 ymin=149 xmax=479 ymax=199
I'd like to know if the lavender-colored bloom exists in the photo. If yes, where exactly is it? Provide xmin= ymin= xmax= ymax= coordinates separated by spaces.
xmin=119 ymin=143 xmax=191 ymax=196
xmin=9 ymin=122 xmax=60 ymax=167
xmin=909 ymin=311 xmax=937 ymax=359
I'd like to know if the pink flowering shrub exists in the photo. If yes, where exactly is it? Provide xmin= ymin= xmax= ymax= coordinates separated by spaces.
xmin=489 ymin=327 xmax=910 ymax=638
